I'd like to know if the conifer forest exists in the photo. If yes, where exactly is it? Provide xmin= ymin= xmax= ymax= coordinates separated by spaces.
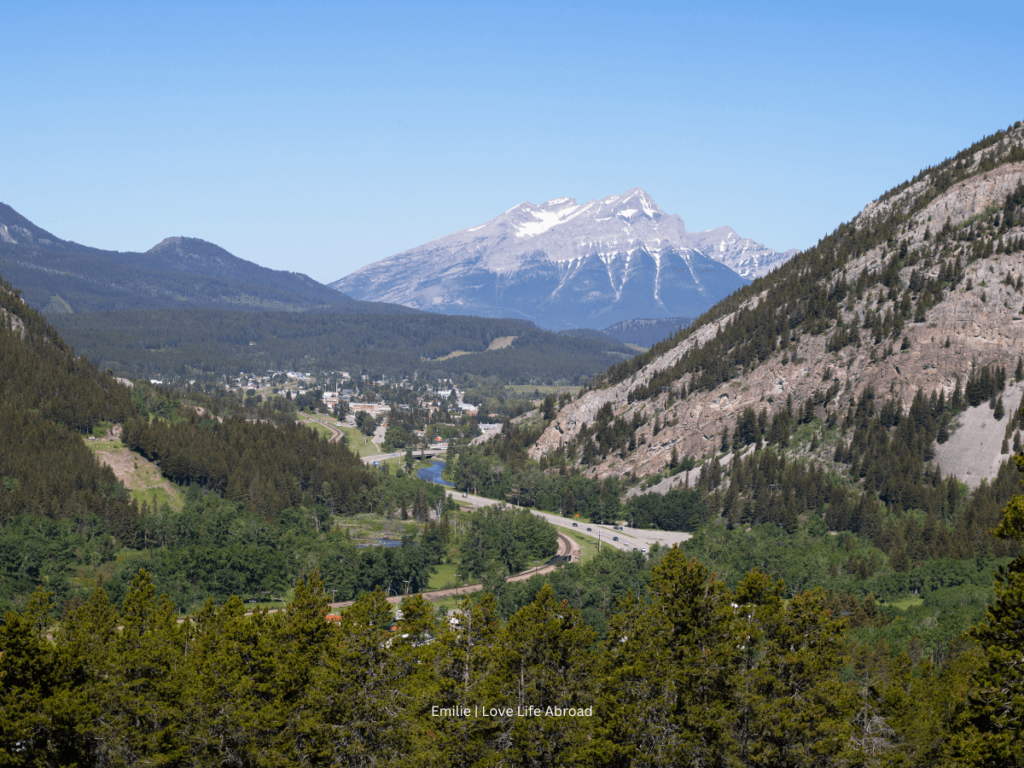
xmin=5 ymin=123 xmax=1024 ymax=767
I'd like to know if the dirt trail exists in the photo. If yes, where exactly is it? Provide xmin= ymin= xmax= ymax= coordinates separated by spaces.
xmin=298 ymin=413 xmax=345 ymax=444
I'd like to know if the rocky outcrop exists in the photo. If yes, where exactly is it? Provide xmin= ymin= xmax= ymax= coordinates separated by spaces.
xmin=530 ymin=130 xmax=1024 ymax=487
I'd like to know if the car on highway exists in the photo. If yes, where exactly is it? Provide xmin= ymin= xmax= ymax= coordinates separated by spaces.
xmin=572 ymin=522 xmax=578 ymax=527
xmin=613 ymin=536 xmax=619 ymax=542
xmin=586 ymin=527 xmax=592 ymax=532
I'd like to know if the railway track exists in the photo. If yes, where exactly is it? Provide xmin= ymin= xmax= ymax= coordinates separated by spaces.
xmin=191 ymin=503 xmax=579 ymax=623
xmin=323 ymin=528 xmax=577 ymax=610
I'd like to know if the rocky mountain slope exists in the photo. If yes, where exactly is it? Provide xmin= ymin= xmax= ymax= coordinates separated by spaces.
xmin=530 ymin=122 xmax=1024 ymax=491
xmin=0 ymin=204 xmax=357 ymax=314
xmin=331 ymin=189 xmax=796 ymax=329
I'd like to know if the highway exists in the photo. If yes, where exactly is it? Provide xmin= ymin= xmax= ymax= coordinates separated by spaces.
xmin=445 ymin=489 xmax=692 ymax=552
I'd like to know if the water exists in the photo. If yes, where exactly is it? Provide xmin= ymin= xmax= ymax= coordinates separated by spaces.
xmin=417 ymin=459 xmax=454 ymax=487
xmin=357 ymin=538 xmax=404 ymax=548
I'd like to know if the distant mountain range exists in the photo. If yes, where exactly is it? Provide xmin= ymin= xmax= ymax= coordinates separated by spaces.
xmin=0 ymin=203 xmax=404 ymax=315
xmin=331 ymin=189 xmax=797 ymax=329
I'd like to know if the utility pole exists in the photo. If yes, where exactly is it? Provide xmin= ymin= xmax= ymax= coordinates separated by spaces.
xmin=598 ymin=530 xmax=602 ymax=551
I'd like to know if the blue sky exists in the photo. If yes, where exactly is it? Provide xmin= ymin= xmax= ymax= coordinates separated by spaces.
xmin=3 ymin=1 xmax=1022 ymax=284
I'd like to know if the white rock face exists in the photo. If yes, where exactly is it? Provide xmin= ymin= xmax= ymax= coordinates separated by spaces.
xmin=331 ymin=189 xmax=795 ymax=329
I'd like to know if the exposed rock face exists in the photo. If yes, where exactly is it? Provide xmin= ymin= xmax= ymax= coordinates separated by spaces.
xmin=530 ymin=151 xmax=1024 ymax=488
xmin=331 ymin=189 xmax=795 ymax=330
xmin=934 ymin=382 xmax=1024 ymax=489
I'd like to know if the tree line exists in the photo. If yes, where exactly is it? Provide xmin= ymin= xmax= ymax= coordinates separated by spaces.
xmin=5 ymin=498 xmax=1024 ymax=767
xmin=49 ymin=308 xmax=631 ymax=384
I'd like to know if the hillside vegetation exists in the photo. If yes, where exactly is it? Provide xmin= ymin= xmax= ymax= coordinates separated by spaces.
xmin=0 ymin=205 xmax=361 ymax=313
xmin=6 ymin=125 xmax=1024 ymax=766
xmin=50 ymin=309 xmax=634 ymax=383
xmin=1 ymin=278 xmax=535 ymax=614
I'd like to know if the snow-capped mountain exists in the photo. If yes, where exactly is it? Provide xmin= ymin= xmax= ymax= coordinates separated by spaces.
xmin=331 ymin=189 xmax=796 ymax=329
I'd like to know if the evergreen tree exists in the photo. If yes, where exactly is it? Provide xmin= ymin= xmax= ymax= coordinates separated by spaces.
xmin=953 ymin=450 xmax=1024 ymax=765
xmin=484 ymin=584 xmax=596 ymax=766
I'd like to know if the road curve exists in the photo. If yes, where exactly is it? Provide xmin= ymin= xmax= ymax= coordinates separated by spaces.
xmin=444 ymin=490 xmax=692 ymax=552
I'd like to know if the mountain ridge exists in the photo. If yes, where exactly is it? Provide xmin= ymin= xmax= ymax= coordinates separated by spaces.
xmin=331 ymin=188 xmax=796 ymax=329
xmin=0 ymin=205 xmax=366 ymax=314
xmin=529 ymin=122 xmax=1024 ymax=492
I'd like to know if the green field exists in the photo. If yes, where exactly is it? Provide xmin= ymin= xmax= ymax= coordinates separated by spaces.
xmin=427 ymin=563 xmax=462 ymax=591
xmin=299 ymin=417 xmax=333 ymax=438
xmin=331 ymin=512 xmax=421 ymax=542
xmin=881 ymin=595 xmax=925 ymax=610
xmin=339 ymin=425 xmax=380 ymax=456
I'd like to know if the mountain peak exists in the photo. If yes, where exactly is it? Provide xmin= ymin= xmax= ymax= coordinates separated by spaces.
xmin=596 ymin=188 xmax=667 ymax=223
xmin=333 ymin=188 xmax=795 ymax=328
xmin=147 ymin=236 xmax=222 ymax=254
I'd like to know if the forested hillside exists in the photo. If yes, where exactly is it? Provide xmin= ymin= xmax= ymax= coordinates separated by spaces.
xmin=50 ymin=309 xmax=634 ymax=383
xmin=0 ymin=277 xmax=143 ymax=606
xmin=1 ymin=273 xmax=512 ymax=614
xmin=0 ymin=203 xmax=362 ymax=313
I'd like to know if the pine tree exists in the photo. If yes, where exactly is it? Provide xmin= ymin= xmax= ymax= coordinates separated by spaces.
xmin=0 ymin=588 xmax=74 ymax=764
xmin=952 ymin=451 xmax=1024 ymax=765
xmin=732 ymin=570 xmax=857 ymax=765
xmin=484 ymin=584 xmax=596 ymax=766
xmin=286 ymin=588 xmax=416 ymax=766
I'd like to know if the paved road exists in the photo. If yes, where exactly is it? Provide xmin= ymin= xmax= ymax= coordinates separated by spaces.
xmin=358 ymin=446 xmax=449 ymax=467
xmin=445 ymin=490 xmax=692 ymax=552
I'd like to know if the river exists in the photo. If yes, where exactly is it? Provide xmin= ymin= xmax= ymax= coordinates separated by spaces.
xmin=417 ymin=459 xmax=454 ymax=487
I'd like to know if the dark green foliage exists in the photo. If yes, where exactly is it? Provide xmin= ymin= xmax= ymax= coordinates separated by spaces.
xmin=0 ymin=275 xmax=143 ymax=610
xmin=952 ymin=450 xmax=1024 ymax=764
xmin=99 ymin=492 xmax=455 ymax=609
xmin=459 ymin=504 xmax=558 ymax=579
xmin=50 ymin=308 xmax=633 ymax=384
xmin=0 ymin=277 xmax=134 ymax=431
xmin=121 ymin=410 xmax=373 ymax=519
xmin=0 ymin=405 xmax=139 ymax=533
xmin=624 ymin=488 xmax=709 ymax=531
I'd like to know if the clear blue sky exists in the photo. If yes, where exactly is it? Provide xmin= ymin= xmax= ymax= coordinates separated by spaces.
xmin=3 ymin=1 xmax=1022 ymax=284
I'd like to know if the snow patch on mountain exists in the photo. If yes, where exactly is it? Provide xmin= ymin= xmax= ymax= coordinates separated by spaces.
xmin=331 ymin=188 xmax=796 ymax=329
